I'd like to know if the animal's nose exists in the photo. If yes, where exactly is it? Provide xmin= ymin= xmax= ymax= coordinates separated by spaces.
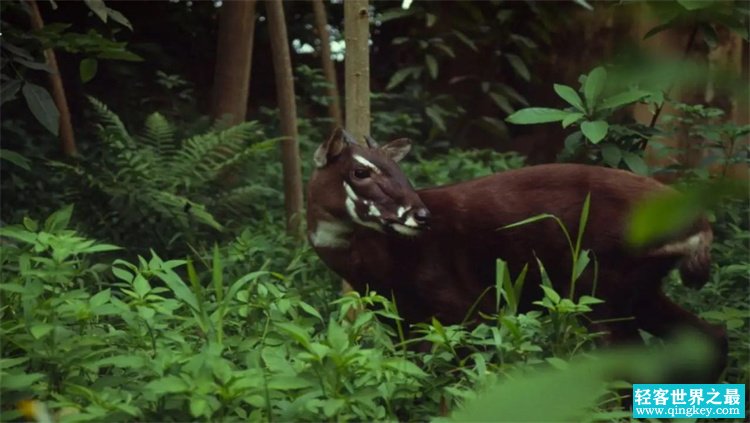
xmin=413 ymin=208 xmax=431 ymax=226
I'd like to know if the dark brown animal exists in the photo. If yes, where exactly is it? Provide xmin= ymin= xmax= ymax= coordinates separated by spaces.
xmin=306 ymin=128 xmax=727 ymax=378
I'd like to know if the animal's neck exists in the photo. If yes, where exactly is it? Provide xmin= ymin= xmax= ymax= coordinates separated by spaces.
xmin=307 ymin=206 xmax=354 ymax=249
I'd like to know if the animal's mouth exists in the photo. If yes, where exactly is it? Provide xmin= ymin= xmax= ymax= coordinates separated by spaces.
xmin=385 ymin=220 xmax=426 ymax=236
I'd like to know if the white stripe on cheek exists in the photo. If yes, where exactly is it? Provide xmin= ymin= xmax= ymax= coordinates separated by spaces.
xmin=368 ymin=203 xmax=381 ymax=217
xmin=404 ymin=215 xmax=418 ymax=227
xmin=343 ymin=182 xmax=358 ymax=201
xmin=397 ymin=206 xmax=410 ymax=218
xmin=352 ymin=155 xmax=382 ymax=174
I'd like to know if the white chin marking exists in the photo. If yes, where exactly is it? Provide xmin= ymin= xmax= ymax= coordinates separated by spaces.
xmin=309 ymin=220 xmax=351 ymax=248
xmin=404 ymin=215 xmax=418 ymax=228
xmin=391 ymin=223 xmax=420 ymax=236
xmin=352 ymin=155 xmax=382 ymax=174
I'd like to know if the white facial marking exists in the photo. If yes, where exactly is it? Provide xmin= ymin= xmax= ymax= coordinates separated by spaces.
xmin=390 ymin=223 xmax=419 ymax=236
xmin=310 ymin=220 xmax=352 ymax=248
xmin=343 ymin=182 xmax=358 ymax=201
xmin=353 ymin=155 xmax=382 ymax=174
xmin=346 ymin=198 xmax=383 ymax=232
xmin=368 ymin=203 xmax=381 ymax=217
xmin=397 ymin=206 xmax=409 ymax=218
xmin=404 ymin=215 xmax=418 ymax=228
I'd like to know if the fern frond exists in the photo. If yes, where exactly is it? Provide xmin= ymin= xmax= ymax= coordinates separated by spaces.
xmin=208 ymin=185 xmax=281 ymax=217
xmin=142 ymin=112 xmax=176 ymax=156
xmin=171 ymin=121 xmax=268 ymax=187
xmin=87 ymin=96 xmax=134 ymax=147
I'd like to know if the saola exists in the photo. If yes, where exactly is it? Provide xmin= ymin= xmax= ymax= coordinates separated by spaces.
xmin=306 ymin=128 xmax=727 ymax=379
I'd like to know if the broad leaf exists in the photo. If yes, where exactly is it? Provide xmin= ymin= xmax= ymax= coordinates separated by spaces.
xmin=553 ymin=84 xmax=584 ymax=111
xmin=580 ymin=120 xmax=609 ymax=144
xmin=22 ymin=83 xmax=59 ymax=136
xmin=600 ymin=90 xmax=650 ymax=110
xmin=506 ymin=108 xmax=568 ymax=124
xmin=506 ymin=54 xmax=530 ymax=81
xmin=79 ymin=58 xmax=98 ymax=83
xmin=583 ymin=66 xmax=606 ymax=110
xmin=622 ymin=151 xmax=648 ymax=175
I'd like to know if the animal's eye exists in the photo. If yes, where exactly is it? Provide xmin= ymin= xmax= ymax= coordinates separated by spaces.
xmin=353 ymin=168 xmax=371 ymax=179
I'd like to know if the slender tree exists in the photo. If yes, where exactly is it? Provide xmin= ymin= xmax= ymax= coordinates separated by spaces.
xmin=28 ymin=0 xmax=76 ymax=156
xmin=312 ymin=0 xmax=344 ymax=128
xmin=267 ymin=0 xmax=304 ymax=237
xmin=342 ymin=0 xmax=370 ymax=297
xmin=344 ymin=0 xmax=371 ymax=140
xmin=211 ymin=0 xmax=257 ymax=125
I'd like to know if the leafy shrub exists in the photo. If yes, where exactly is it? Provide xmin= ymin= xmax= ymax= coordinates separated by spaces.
xmin=53 ymin=98 xmax=281 ymax=254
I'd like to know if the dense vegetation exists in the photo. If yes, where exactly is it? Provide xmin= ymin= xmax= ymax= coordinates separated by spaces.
xmin=1 ymin=0 xmax=748 ymax=421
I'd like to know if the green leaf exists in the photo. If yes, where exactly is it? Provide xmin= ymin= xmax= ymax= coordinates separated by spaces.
xmin=425 ymin=54 xmax=438 ymax=79
xmin=583 ymin=66 xmax=606 ymax=110
xmin=145 ymin=375 xmax=189 ymax=393
xmin=106 ymin=7 xmax=133 ymax=30
xmin=425 ymin=106 xmax=446 ymax=131
xmin=386 ymin=66 xmax=418 ymax=90
xmin=30 ymin=323 xmax=54 ymax=339
xmin=580 ymin=120 xmax=609 ymax=144
xmin=0 ymin=149 xmax=31 ymax=170
xmin=541 ymin=285 xmax=561 ymax=304
xmin=453 ymin=30 xmax=478 ymax=51
xmin=1 ymin=79 xmax=22 ymax=105
xmin=84 ymin=0 xmax=108 ymax=22
xmin=13 ymin=58 xmax=52 ymax=72
xmin=562 ymin=112 xmax=584 ymax=128
xmin=622 ymin=151 xmax=648 ymax=175
xmin=553 ymin=84 xmax=584 ymax=111
xmin=22 ymin=83 xmax=60 ymax=136
xmin=490 ymin=93 xmax=514 ymax=114
xmin=90 ymin=289 xmax=111 ymax=307
xmin=500 ymin=213 xmax=556 ymax=230
xmin=573 ymin=0 xmax=594 ymax=10
xmin=44 ymin=205 xmax=73 ymax=232
xmin=505 ymin=54 xmax=530 ymax=81
xmin=676 ymin=0 xmax=714 ymax=10
xmin=626 ymin=179 xmax=747 ymax=247
xmin=600 ymin=90 xmax=650 ymax=110
xmin=2 ymin=373 xmax=45 ymax=390
xmin=133 ymin=274 xmax=151 ymax=297
xmin=212 ymin=244 xmax=223 ymax=303
xmin=79 ymin=58 xmax=98 ymax=83
xmin=506 ymin=108 xmax=569 ymax=124
xmin=267 ymin=375 xmax=312 ymax=391
xmin=600 ymin=143 xmax=621 ymax=167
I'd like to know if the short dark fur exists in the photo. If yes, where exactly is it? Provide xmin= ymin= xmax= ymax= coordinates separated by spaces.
xmin=307 ymin=129 xmax=727 ymax=381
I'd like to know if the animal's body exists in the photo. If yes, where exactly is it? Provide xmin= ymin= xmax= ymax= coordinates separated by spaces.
xmin=306 ymin=129 xmax=727 ymax=379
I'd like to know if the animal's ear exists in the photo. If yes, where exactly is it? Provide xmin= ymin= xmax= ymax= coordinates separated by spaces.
xmin=314 ymin=128 xmax=357 ymax=168
xmin=379 ymin=138 xmax=412 ymax=162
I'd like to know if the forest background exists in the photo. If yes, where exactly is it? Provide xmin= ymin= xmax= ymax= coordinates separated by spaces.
xmin=1 ymin=0 xmax=748 ymax=421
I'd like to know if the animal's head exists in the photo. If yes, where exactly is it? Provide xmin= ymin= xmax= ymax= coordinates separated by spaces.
xmin=309 ymin=128 xmax=431 ymax=236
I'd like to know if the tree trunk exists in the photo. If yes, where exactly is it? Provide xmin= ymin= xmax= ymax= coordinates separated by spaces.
xmin=342 ymin=0 xmax=370 ymax=297
xmin=344 ymin=0 xmax=370 ymax=140
xmin=211 ymin=0 xmax=257 ymax=125
xmin=267 ymin=0 xmax=304 ymax=238
xmin=28 ymin=0 xmax=76 ymax=156
xmin=312 ymin=0 xmax=343 ymax=129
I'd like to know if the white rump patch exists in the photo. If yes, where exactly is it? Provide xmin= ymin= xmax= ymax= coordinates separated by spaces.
xmin=652 ymin=232 xmax=708 ymax=256
xmin=309 ymin=220 xmax=352 ymax=248
xmin=352 ymin=155 xmax=382 ymax=174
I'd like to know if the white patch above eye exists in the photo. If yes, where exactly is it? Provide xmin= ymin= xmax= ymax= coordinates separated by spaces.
xmin=309 ymin=220 xmax=352 ymax=248
xmin=352 ymin=155 xmax=382 ymax=174
xmin=397 ymin=206 xmax=409 ymax=218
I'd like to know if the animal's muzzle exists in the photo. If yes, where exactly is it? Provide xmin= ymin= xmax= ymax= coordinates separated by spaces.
xmin=412 ymin=207 xmax=431 ymax=227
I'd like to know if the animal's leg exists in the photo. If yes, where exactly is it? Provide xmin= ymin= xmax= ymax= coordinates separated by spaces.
xmin=633 ymin=291 xmax=728 ymax=381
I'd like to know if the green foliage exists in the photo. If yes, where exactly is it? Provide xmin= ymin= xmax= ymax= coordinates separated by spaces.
xmin=0 ymin=0 xmax=138 ymax=135
xmin=52 ymin=98 xmax=281 ymax=254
